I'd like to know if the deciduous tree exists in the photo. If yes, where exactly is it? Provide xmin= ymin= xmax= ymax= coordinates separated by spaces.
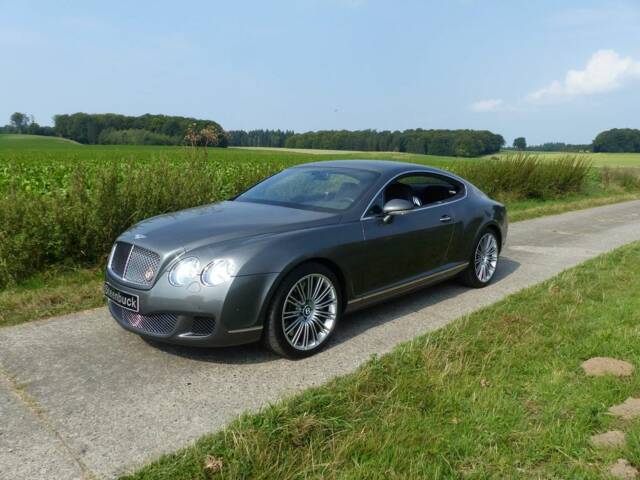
xmin=513 ymin=137 xmax=527 ymax=151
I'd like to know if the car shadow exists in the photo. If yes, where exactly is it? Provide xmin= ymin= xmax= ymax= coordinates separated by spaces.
xmin=147 ymin=256 xmax=520 ymax=365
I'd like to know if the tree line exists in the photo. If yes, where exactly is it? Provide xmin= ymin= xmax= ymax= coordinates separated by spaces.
xmin=5 ymin=110 xmax=638 ymax=155
xmin=526 ymin=142 xmax=592 ymax=152
xmin=53 ymin=113 xmax=227 ymax=146
xmin=593 ymin=129 xmax=640 ymax=153
xmin=506 ymin=137 xmax=592 ymax=152
xmin=227 ymin=129 xmax=295 ymax=148
xmin=279 ymin=129 xmax=505 ymax=157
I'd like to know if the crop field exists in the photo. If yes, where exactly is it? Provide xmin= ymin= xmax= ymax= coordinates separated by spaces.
xmin=1 ymin=133 xmax=640 ymax=325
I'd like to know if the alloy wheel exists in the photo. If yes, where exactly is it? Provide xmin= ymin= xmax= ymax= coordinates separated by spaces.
xmin=474 ymin=233 xmax=498 ymax=283
xmin=281 ymin=273 xmax=338 ymax=351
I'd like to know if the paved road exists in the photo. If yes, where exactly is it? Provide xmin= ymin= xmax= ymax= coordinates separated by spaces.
xmin=2 ymin=200 xmax=640 ymax=480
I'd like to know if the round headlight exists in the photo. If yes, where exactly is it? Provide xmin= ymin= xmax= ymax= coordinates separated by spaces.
xmin=168 ymin=257 xmax=200 ymax=286
xmin=201 ymin=259 xmax=236 ymax=286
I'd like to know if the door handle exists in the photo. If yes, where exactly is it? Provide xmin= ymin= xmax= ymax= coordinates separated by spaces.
xmin=439 ymin=215 xmax=452 ymax=223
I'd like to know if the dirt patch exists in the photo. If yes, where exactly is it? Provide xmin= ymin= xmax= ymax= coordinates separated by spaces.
xmin=609 ymin=398 xmax=640 ymax=420
xmin=590 ymin=430 xmax=626 ymax=448
xmin=609 ymin=459 xmax=638 ymax=479
xmin=581 ymin=357 xmax=634 ymax=377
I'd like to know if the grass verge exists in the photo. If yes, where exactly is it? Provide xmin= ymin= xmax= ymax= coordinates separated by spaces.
xmin=2 ymin=192 xmax=639 ymax=329
xmin=0 ymin=265 xmax=103 ymax=328
xmin=122 ymin=241 xmax=640 ymax=479
xmin=507 ymin=191 xmax=640 ymax=222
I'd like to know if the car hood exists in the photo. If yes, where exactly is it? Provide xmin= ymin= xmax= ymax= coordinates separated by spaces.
xmin=119 ymin=200 xmax=341 ymax=254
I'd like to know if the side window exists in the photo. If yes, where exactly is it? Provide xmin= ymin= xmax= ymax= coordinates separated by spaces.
xmin=364 ymin=172 xmax=465 ymax=217
xmin=396 ymin=173 xmax=465 ymax=206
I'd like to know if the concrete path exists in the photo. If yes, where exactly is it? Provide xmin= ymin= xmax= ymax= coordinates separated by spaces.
xmin=2 ymin=200 xmax=640 ymax=480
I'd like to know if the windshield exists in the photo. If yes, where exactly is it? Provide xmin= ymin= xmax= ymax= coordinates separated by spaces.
xmin=235 ymin=167 xmax=379 ymax=212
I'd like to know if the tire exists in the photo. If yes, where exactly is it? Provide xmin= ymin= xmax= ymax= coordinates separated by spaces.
xmin=263 ymin=262 xmax=342 ymax=359
xmin=458 ymin=229 xmax=500 ymax=288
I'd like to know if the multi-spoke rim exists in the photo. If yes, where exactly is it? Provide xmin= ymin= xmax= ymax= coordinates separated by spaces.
xmin=281 ymin=274 xmax=338 ymax=351
xmin=474 ymin=233 xmax=498 ymax=283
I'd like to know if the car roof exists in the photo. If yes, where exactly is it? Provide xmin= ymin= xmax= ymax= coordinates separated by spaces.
xmin=293 ymin=159 xmax=453 ymax=177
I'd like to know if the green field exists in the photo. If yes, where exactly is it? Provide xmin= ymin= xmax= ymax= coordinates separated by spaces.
xmin=1 ymin=134 xmax=640 ymax=327
xmin=3 ymin=135 xmax=640 ymax=166
xmin=236 ymin=145 xmax=640 ymax=167
xmin=0 ymin=133 xmax=81 ymax=148
xmin=122 ymin=242 xmax=640 ymax=479
xmin=496 ymin=150 xmax=640 ymax=167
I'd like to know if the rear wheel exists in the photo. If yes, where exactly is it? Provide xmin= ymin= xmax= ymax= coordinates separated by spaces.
xmin=263 ymin=263 xmax=341 ymax=359
xmin=458 ymin=229 xmax=499 ymax=288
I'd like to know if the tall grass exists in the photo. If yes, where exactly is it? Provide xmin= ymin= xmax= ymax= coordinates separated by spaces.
xmin=452 ymin=154 xmax=592 ymax=201
xmin=0 ymin=157 xmax=288 ymax=286
xmin=601 ymin=166 xmax=640 ymax=191
xmin=0 ymin=152 xmax=597 ymax=287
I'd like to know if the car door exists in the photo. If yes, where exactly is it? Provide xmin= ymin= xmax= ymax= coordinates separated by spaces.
xmin=352 ymin=175 xmax=456 ymax=296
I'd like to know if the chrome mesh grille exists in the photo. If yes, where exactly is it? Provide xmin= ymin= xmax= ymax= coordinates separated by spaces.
xmin=109 ymin=242 xmax=160 ymax=286
xmin=109 ymin=301 xmax=177 ymax=336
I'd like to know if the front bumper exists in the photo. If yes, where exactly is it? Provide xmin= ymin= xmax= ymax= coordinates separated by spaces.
xmin=105 ymin=269 xmax=279 ymax=347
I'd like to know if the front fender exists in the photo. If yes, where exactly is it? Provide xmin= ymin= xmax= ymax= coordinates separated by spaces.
xmin=216 ymin=221 xmax=364 ymax=328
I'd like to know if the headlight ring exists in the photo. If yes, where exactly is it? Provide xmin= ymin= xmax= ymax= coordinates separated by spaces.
xmin=168 ymin=257 xmax=236 ymax=287
xmin=168 ymin=257 xmax=201 ymax=287
xmin=201 ymin=259 xmax=237 ymax=287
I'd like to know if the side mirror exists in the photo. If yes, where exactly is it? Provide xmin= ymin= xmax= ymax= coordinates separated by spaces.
xmin=382 ymin=198 xmax=413 ymax=223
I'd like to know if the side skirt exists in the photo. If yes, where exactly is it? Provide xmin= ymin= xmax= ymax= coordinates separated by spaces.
xmin=345 ymin=262 xmax=469 ymax=313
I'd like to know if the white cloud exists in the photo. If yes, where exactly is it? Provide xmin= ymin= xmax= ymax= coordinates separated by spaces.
xmin=526 ymin=50 xmax=640 ymax=103
xmin=471 ymin=49 xmax=640 ymax=112
xmin=470 ymin=98 xmax=505 ymax=112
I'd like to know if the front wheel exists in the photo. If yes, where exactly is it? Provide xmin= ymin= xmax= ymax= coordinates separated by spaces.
xmin=263 ymin=263 xmax=341 ymax=359
xmin=458 ymin=230 xmax=499 ymax=288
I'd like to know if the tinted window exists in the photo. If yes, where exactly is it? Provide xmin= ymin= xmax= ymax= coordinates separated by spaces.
xmin=365 ymin=172 xmax=465 ymax=216
xmin=398 ymin=175 xmax=453 ymax=187
xmin=398 ymin=173 xmax=464 ymax=206
xmin=236 ymin=167 xmax=379 ymax=212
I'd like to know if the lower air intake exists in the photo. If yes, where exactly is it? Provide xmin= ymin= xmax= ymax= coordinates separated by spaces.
xmin=109 ymin=301 xmax=177 ymax=336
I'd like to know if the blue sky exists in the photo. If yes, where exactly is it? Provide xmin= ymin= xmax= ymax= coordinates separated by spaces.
xmin=2 ymin=0 xmax=640 ymax=144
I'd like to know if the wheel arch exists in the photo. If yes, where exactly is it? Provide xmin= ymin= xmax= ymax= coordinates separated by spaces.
xmin=257 ymin=256 xmax=350 ymax=334
xmin=483 ymin=222 xmax=503 ymax=252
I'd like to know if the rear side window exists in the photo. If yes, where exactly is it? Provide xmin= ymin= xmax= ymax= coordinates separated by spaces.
xmin=365 ymin=172 xmax=465 ymax=216
xmin=397 ymin=173 xmax=464 ymax=206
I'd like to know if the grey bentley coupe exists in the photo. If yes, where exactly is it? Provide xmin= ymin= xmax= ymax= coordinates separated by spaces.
xmin=105 ymin=160 xmax=507 ymax=358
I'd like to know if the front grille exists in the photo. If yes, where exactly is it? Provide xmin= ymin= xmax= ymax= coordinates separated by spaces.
xmin=109 ymin=301 xmax=178 ymax=336
xmin=110 ymin=242 xmax=132 ymax=277
xmin=109 ymin=242 xmax=160 ymax=286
